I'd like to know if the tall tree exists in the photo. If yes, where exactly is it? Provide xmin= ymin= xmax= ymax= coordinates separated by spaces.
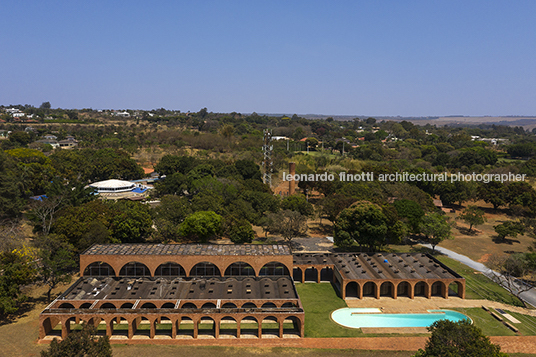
xmin=414 ymin=319 xmax=507 ymax=357
xmin=36 ymin=235 xmax=76 ymax=303
xmin=334 ymin=201 xmax=404 ymax=251
xmin=0 ymin=248 xmax=37 ymax=320
xmin=281 ymin=194 xmax=314 ymax=217
xmin=457 ymin=205 xmax=486 ymax=232
xmin=494 ymin=221 xmax=525 ymax=241
xmin=265 ymin=210 xmax=308 ymax=244
xmin=41 ymin=324 xmax=112 ymax=357
xmin=179 ymin=211 xmax=222 ymax=242
xmin=420 ymin=213 xmax=452 ymax=252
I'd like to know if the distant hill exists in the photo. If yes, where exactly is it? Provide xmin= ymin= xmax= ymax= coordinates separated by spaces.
xmin=261 ymin=113 xmax=536 ymax=130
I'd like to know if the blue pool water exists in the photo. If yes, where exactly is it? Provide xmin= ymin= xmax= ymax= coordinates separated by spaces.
xmin=331 ymin=308 xmax=471 ymax=329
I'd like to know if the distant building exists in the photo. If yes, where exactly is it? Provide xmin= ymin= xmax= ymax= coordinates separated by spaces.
xmin=89 ymin=179 xmax=136 ymax=193
xmin=115 ymin=111 xmax=131 ymax=118
xmin=88 ymin=179 xmax=152 ymax=200
xmin=35 ymin=139 xmax=59 ymax=149
xmin=59 ymin=136 xmax=78 ymax=149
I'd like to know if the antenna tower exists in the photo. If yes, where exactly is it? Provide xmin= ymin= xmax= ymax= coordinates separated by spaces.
xmin=262 ymin=129 xmax=273 ymax=187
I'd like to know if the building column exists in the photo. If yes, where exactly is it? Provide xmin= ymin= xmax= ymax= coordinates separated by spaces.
xmin=375 ymin=283 xmax=381 ymax=299
xmin=61 ymin=319 xmax=71 ymax=339
xmin=236 ymin=321 xmax=241 ymax=338
xmin=426 ymin=283 xmax=432 ymax=299
xmin=279 ymin=319 xmax=283 ymax=338
xmin=459 ymin=282 xmax=466 ymax=299
xmin=442 ymin=282 xmax=449 ymax=299
xmin=107 ymin=319 xmax=113 ymax=337
xmin=392 ymin=283 xmax=398 ymax=299
xmin=193 ymin=320 xmax=198 ymax=339
xmin=258 ymin=320 xmax=262 ymax=339
xmin=409 ymin=282 xmax=415 ymax=299
xmin=128 ymin=319 xmax=134 ymax=339
xmin=214 ymin=319 xmax=220 ymax=339
xmin=342 ymin=283 xmax=346 ymax=299
xmin=358 ymin=283 xmax=363 ymax=299
xmin=316 ymin=268 xmax=321 ymax=283
xmin=150 ymin=319 xmax=156 ymax=339
xmin=171 ymin=318 xmax=177 ymax=339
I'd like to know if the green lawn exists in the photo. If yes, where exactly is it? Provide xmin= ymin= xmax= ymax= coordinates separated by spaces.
xmin=503 ymin=310 xmax=536 ymax=336
xmin=295 ymin=283 xmax=423 ymax=338
xmin=449 ymin=308 xmax=516 ymax=336
xmin=433 ymin=256 xmax=525 ymax=307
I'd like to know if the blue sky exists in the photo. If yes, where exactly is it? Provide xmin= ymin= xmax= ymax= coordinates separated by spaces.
xmin=1 ymin=1 xmax=535 ymax=116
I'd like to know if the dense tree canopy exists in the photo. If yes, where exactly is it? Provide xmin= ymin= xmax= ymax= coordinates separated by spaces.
xmin=334 ymin=201 xmax=405 ymax=251
xmin=414 ymin=319 xmax=507 ymax=357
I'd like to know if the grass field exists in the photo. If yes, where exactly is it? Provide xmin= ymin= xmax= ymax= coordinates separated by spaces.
xmin=295 ymin=283 xmax=426 ymax=338
xmin=433 ymin=256 xmax=525 ymax=307
xmin=450 ymin=308 xmax=517 ymax=336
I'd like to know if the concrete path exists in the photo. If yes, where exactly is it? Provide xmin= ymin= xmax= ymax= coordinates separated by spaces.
xmin=420 ymin=244 xmax=536 ymax=308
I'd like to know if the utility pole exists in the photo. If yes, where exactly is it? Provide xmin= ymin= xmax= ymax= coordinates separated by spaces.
xmin=262 ymin=129 xmax=273 ymax=187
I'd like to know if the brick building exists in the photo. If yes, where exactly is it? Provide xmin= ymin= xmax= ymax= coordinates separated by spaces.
xmin=39 ymin=244 xmax=465 ymax=342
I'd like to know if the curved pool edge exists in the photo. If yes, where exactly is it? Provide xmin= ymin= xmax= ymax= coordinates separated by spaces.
xmin=428 ymin=309 xmax=474 ymax=325
xmin=330 ymin=308 xmax=473 ymax=329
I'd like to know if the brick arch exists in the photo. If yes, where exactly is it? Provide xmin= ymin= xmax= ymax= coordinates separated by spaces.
xmin=379 ymin=281 xmax=395 ymax=298
xmin=258 ymin=261 xmax=290 ymax=276
xmin=119 ymin=261 xmax=151 ymax=277
xmin=447 ymin=279 xmax=465 ymax=298
xmin=292 ymin=267 xmax=303 ymax=282
xmin=396 ymin=281 xmax=411 ymax=297
xmin=181 ymin=302 xmax=198 ymax=309
xmin=431 ymin=281 xmax=446 ymax=297
xmin=361 ymin=281 xmax=377 ymax=297
xmin=83 ymin=261 xmax=116 ymax=277
xmin=224 ymin=261 xmax=255 ymax=276
xmin=189 ymin=262 xmax=222 ymax=277
xmin=154 ymin=262 xmax=186 ymax=277
xmin=412 ymin=281 xmax=429 ymax=297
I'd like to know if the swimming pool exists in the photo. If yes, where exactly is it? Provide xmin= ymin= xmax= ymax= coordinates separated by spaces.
xmin=331 ymin=308 xmax=471 ymax=329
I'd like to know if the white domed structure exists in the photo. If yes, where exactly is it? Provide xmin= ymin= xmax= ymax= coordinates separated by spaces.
xmin=89 ymin=179 xmax=136 ymax=193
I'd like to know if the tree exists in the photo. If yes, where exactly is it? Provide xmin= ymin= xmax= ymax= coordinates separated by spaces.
xmin=41 ymin=324 xmax=112 ymax=357
xmin=29 ymin=196 xmax=65 ymax=236
xmin=494 ymin=220 xmax=525 ymax=241
xmin=318 ymin=194 xmax=357 ymax=224
xmin=223 ymin=216 xmax=255 ymax=243
xmin=413 ymin=319 xmax=507 ymax=357
xmin=39 ymin=101 xmax=51 ymax=110
xmin=393 ymin=199 xmax=425 ymax=234
xmin=334 ymin=201 xmax=403 ymax=251
xmin=8 ymin=131 xmax=32 ymax=146
xmin=0 ymin=247 xmax=37 ymax=320
xmin=219 ymin=124 xmax=235 ymax=139
xmin=108 ymin=201 xmax=153 ymax=244
xmin=36 ymin=235 xmax=77 ymax=303
xmin=234 ymin=160 xmax=262 ymax=181
xmin=478 ymin=181 xmax=507 ymax=210
xmin=179 ymin=211 xmax=222 ymax=242
xmin=420 ymin=213 xmax=452 ymax=252
xmin=154 ymin=155 xmax=197 ymax=176
xmin=487 ymin=253 xmax=536 ymax=308
xmin=457 ymin=205 xmax=486 ymax=232
xmin=265 ymin=210 xmax=308 ymax=243
xmin=281 ymin=194 xmax=314 ymax=217
xmin=0 ymin=151 xmax=25 ymax=219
